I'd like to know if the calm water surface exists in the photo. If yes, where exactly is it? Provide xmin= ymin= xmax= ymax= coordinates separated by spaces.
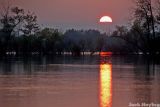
xmin=0 ymin=55 xmax=160 ymax=107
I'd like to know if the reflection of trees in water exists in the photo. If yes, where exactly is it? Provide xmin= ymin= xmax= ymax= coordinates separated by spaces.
xmin=0 ymin=59 xmax=12 ymax=75
xmin=0 ymin=56 xmax=48 ymax=75
xmin=133 ymin=56 xmax=160 ymax=103
xmin=0 ymin=55 xmax=101 ymax=75
xmin=133 ymin=56 xmax=160 ymax=79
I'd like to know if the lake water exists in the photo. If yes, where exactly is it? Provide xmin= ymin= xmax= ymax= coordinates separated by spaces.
xmin=0 ymin=55 xmax=160 ymax=107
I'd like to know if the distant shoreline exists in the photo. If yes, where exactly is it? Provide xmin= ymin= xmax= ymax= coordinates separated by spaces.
xmin=3 ymin=51 xmax=160 ymax=56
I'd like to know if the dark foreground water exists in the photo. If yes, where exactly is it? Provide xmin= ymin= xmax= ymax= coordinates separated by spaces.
xmin=0 ymin=55 xmax=160 ymax=107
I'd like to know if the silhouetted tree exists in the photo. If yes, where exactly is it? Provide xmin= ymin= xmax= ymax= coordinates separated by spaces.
xmin=20 ymin=12 xmax=39 ymax=36
xmin=111 ymin=0 xmax=160 ymax=54
xmin=131 ymin=0 xmax=160 ymax=54
xmin=0 ymin=2 xmax=39 ymax=55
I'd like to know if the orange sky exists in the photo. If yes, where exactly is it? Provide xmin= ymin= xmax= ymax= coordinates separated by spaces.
xmin=13 ymin=0 xmax=133 ymax=31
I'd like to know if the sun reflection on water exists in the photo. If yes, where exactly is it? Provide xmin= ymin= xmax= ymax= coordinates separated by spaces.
xmin=99 ymin=57 xmax=112 ymax=107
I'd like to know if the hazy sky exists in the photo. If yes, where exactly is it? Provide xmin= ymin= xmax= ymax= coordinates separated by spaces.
xmin=11 ymin=0 xmax=133 ymax=31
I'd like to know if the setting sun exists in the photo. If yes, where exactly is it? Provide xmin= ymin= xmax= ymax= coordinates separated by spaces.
xmin=100 ymin=16 xmax=112 ymax=23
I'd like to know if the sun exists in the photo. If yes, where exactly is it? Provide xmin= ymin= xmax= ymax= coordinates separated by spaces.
xmin=99 ymin=16 xmax=112 ymax=23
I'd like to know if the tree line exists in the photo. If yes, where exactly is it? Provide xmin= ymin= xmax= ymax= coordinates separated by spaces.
xmin=0 ymin=0 xmax=160 ymax=56
xmin=112 ymin=0 xmax=160 ymax=55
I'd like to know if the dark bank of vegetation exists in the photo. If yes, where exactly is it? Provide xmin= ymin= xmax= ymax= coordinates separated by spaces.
xmin=0 ymin=0 xmax=160 ymax=56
